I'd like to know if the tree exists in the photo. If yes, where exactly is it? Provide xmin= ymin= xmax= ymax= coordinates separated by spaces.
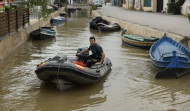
xmin=20 ymin=0 xmax=53 ymax=19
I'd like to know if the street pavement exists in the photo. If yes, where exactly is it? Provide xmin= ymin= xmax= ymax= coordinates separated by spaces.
xmin=96 ymin=3 xmax=190 ymax=37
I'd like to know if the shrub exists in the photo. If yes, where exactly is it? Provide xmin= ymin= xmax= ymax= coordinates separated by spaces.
xmin=91 ymin=5 xmax=97 ymax=10
xmin=4 ymin=5 xmax=18 ymax=11
xmin=167 ymin=0 xmax=185 ymax=14
xmin=178 ymin=0 xmax=185 ymax=6
xmin=167 ymin=2 xmax=181 ymax=14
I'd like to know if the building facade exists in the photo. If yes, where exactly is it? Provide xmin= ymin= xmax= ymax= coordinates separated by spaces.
xmin=181 ymin=0 xmax=190 ymax=16
xmin=123 ymin=0 xmax=177 ymax=13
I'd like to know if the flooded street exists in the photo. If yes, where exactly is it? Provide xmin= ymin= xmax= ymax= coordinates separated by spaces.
xmin=0 ymin=10 xmax=190 ymax=111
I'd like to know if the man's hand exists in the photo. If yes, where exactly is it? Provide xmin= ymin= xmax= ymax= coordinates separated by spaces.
xmin=96 ymin=62 xmax=102 ymax=64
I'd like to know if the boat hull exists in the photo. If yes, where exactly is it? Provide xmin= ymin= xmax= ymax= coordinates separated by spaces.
xmin=149 ymin=34 xmax=190 ymax=78
xmin=35 ymin=54 xmax=112 ymax=85
xmin=50 ymin=17 xmax=66 ymax=25
xmin=121 ymin=30 xmax=158 ymax=49
xmin=98 ymin=23 xmax=120 ymax=32
xmin=152 ymin=63 xmax=190 ymax=78
xmin=59 ymin=12 xmax=67 ymax=17
xmin=89 ymin=17 xmax=109 ymax=29
xmin=30 ymin=27 xmax=56 ymax=40
xmin=121 ymin=35 xmax=154 ymax=49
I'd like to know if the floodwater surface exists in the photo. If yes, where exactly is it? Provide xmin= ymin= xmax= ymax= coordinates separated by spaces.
xmin=0 ymin=10 xmax=190 ymax=111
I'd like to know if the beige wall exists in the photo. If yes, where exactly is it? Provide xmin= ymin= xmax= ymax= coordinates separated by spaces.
xmin=124 ymin=0 xmax=158 ymax=12
xmin=123 ymin=0 xmax=129 ymax=9
xmin=163 ymin=0 xmax=168 ymax=12
xmin=129 ymin=0 xmax=134 ymax=9
xmin=152 ymin=0 xmax=157 ymax=12
xmin=134 ymin=0 xmax=141 ymax=10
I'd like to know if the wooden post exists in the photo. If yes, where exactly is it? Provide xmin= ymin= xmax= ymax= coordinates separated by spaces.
xmin=23 ymin=9 xmax=25 ymax=27
xmin=16 ymin=9 xmax=18 ymax=32
xmin=7 ymin=11 xmax=10 ymax=35
xmin=28 ymin=8 xmax=30 ymax=26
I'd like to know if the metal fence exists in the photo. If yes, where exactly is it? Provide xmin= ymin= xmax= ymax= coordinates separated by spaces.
xmin=29 ymin=7 xmax=41 ymax=18
xmin=0 ymin=8 xmax=29 ymax=36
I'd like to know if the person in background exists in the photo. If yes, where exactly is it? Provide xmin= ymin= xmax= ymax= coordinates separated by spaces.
xmin=105 ymin=0 xmax=107 ymax=6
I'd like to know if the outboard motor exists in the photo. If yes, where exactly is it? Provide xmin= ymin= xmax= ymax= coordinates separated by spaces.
xmin=77 ymin=47 xmax=89 ymax=56
xmin=76 ymin=47 xmax=89 ymax=63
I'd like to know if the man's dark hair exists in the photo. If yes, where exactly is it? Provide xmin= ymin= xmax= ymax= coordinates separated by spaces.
xmin=89 ymin=36 xmax=96 ymax=41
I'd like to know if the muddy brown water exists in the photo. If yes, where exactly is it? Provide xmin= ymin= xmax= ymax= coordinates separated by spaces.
xmin=0 ymin=10 xmax=190 ymax=111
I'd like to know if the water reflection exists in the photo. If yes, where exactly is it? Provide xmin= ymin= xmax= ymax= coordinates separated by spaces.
xmin=34 ymin=77 xmax=107 ymax=111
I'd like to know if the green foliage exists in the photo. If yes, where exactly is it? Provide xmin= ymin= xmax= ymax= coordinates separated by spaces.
xmin=177 ymin=0 xmax=185 ymax=6
xmin=40 ymin=7 xmax=53 ymax=19
xmin=4 ymin=5 xmax=18 ymax=11
xmin=167 ymin=0 xmax=185 ymax=14
xmin=20 ymin=0 xmax=53 ymax=19
xmin=167 ymin=2 xmax=181 ymax=14
xmin=91 ymin=5 xmax=97 ymax=10
xmin=55 ymin=0 xmax=68 ymax=3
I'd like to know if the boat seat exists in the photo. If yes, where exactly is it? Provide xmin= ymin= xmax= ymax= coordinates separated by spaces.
xmin=158 ymin=45 xmax=186 ymax=60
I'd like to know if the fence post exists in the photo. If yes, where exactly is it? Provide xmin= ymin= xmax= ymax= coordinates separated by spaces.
xmin=28 ymin=8 xmax=30 ymax=26
xmin=16 ymin=9 xmax=18 ymax=32
xmin=7 ymin=11 xmax=10 ymax=36
xmin=23 ymin=9 xmax=25 ymax=27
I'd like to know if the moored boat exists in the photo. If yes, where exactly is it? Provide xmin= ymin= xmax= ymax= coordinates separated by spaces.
xmin=35 ymin=47 xmax=112 ymax=85
xmin=97 ymin=23 xmax=120 ymax=32
xmin=149 ymin=33 xmax=190 ymax=78
xmin=89 ymin=16 xmax=109 ymax=29
xmin=50 ymin=16 xmax=66 ymax=25
xmin=30 ymin=27 xmax=56 ymax=40
xmin=59 ymin=12 xmax=67 ymax=17
xmin=121 ymin=30 xmax=159 ymax=49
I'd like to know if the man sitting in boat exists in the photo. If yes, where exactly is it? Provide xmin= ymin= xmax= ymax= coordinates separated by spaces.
xmin=77 ymin=36 xmax=105 ymax=67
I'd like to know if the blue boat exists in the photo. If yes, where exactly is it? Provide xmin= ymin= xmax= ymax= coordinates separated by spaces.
xmin=149 ymin=33 xmax=190 ymax=78
xmin=50 ymin=16 xmax=66 ymax=25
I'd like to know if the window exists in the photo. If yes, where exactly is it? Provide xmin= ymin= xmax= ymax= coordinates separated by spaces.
xmin=144 ymin=0 xmax=151 ymax=7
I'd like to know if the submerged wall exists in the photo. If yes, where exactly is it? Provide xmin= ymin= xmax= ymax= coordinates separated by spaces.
xmin=0 ymin=8 xmax=65 ymax=62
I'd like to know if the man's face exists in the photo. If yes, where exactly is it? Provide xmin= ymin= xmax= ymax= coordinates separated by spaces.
xmin=90 ymin=39 xmax=96 ymax=46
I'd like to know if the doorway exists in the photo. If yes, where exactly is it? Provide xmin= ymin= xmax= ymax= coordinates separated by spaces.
xmin=157 ymin=0 xmax=163 ymax=12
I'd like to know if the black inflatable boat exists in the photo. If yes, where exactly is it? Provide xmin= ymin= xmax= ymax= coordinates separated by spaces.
xmin=35 ymin=47 xmax=112 ymax=85
xmin=89 ymin=16 xmax=110 ymax=29
xmin=97 ymin=23 xmax=120 ymax=32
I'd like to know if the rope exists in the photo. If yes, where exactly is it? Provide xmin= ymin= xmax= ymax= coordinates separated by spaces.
xmin=151 ymin=62 xmax=172 ymax=72
xmin=56 ymin=59 xmax=64 ymax=79
xmin=56 ymin=59 xmax=65 ymax=89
